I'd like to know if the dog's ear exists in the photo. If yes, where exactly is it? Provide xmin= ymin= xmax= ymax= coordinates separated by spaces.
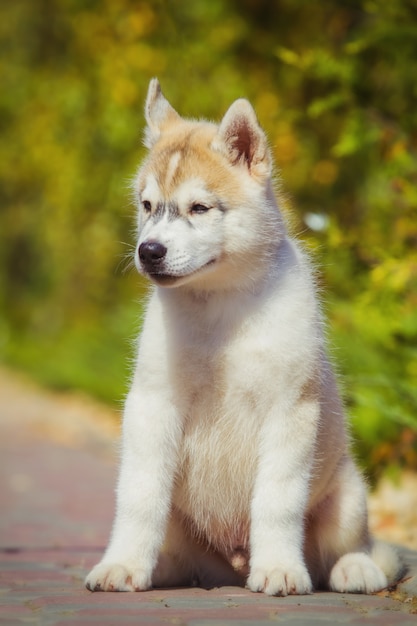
xmin=214 ymin=99 xmax=271 ymax=179
xmin=144 ymin=78 xmax=180 ymax=147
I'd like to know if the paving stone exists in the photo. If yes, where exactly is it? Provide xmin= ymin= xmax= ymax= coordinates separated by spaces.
xmin=1 ymin=370 xmax=416 ymax=625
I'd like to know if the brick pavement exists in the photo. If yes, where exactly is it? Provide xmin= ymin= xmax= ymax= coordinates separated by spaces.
xmin=1 ymin=369 xmax=417 ymax=625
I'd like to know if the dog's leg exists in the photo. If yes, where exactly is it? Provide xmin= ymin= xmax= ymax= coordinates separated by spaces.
xmin=309 ymin=458 xmax=402 ymax=593
xmin=85 ymin=385 xmax=182 ymax=592
xmin=247 ymin=393 xmax=318 ymax=596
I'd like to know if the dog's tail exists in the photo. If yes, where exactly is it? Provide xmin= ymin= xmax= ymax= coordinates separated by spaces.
xmin=371 ymin=540 xmax=407 ymax=587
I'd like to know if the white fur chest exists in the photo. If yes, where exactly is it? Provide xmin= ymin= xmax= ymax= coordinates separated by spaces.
xmin=163 ymin=289 xmax=312 ymax=552
xmin=164 ymin=294 xmax=267 ymax=551
xmin=172 ymin=350 xmax=261 ymax=554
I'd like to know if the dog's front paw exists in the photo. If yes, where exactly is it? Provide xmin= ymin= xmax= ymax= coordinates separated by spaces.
xmin=85 ymin=562 xmax=152 ymax=592
xmin=247 ymin=563 xmax=313 ymax=596
xmin=329 ymin=553 xmax=387 ymax=594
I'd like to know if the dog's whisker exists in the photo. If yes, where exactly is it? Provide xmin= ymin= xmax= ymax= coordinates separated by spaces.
xmin=114 ymin=241 xmax=137 ymax=275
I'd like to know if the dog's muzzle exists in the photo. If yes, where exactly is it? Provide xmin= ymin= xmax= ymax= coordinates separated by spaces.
xmin=138 ymin=240 xmax=167 ymax=272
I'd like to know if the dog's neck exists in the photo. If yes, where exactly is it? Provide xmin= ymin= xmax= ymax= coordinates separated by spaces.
xmin=155 ymin=236 xmax=299 ymax=334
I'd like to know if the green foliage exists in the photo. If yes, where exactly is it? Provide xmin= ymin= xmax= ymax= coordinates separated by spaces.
xmin=0 ymin=0 xmax=416 ymax=480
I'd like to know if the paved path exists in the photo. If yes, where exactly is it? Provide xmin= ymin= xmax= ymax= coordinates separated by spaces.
xmin=1 ymin=369 xmax=417 ymax=625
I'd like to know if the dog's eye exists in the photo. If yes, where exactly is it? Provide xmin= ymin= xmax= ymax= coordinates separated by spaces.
xmin=191 ymin=204 xmax=210 ymax=214
xmin=142 ymin=200 xmax=152 ymax=213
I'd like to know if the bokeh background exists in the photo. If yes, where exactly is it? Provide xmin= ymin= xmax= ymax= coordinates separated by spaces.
xmin=1 ymin=0 xmax=416 ymax=482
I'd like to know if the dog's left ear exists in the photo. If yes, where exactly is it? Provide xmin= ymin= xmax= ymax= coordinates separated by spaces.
xmin=213 ymin=99 xmax=271 ymax=179
xmin=144 ymin=78 xmax=181 ymax=147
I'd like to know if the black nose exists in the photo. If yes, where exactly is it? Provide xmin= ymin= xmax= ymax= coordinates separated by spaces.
xmin=139 ymin=241 xmax=167 ymax=265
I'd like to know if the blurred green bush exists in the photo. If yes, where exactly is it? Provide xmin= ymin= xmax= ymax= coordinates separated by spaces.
xmin=0 ymin=0 xmax=416 ymax=480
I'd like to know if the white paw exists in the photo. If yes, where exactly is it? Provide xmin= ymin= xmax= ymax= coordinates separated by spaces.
xmin=85 ymin=562 xmax=152 ymax=592
xmin=329 ymin=552 xmax=388 ymax=594
xmin=247 ymin=563 xmax=313 ymax=596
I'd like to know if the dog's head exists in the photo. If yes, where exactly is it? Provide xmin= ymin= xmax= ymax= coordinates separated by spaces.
xmin=133 ymin=79 xmax=284 ymax=291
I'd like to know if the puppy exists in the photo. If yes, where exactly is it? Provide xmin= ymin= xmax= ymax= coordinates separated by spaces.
xmin=86 ymin=79 xmax=402 ymax=595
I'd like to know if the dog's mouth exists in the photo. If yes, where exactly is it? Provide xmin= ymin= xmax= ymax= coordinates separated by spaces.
xmin=147 ymin=273 xmax=181 ymax=286
xmin=146 ymin=258 xmax=217 ymax=287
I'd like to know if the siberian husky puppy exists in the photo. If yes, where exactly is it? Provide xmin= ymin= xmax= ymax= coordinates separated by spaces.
xmin=86 ymin=79 xmax=402 ymax=596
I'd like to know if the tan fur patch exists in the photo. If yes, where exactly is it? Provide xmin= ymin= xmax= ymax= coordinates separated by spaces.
xmin=139 ymin=121 xmax=244 ymax=209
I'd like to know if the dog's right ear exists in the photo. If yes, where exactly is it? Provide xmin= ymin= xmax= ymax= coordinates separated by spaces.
xmin=212 ymin=99 xmax=271 ymax=180
xmin=144 ymin=78 xmax=180 ymax=148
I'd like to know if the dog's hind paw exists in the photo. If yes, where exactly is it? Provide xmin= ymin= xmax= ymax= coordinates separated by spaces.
xmin=85 ymin=562 xmax=152 ymax=592
xmin=329 ymin=552 xmax=387 ymax=594
xmin=247 ymin=563 xmax=313 ymax=596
